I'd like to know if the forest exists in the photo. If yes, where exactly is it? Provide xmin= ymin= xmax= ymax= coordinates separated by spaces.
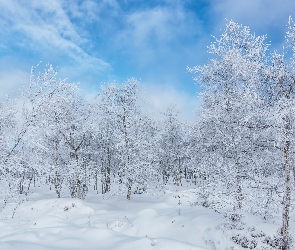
xmin=1 ymin=19 xmax=295 ymax=249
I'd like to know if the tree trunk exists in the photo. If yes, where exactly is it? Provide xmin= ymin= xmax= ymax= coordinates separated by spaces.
xmin=102 ymin=161 xmax=106 ymax=194
xmin=72 ymin=152 xmax=82 ymax=199
xmin=281 ymin=140 xmax=291 ymax=249
xmin=27 ymin=175 xmax=33 ymax=195
xmin=123 ymin=112 xmax=131 ymax=200
xmin=54 ymin=141 xmax=61 ymax=198
xmin=127 ymin=184 xmax=132 ymax=200
xmin=233 ymin=144 xmax=243 ymax=210
xmin=106 ymin=147 xmax=111 ymax=192
xmin=54 ymin=170 xmax=61 ymax=198
xmin=102 ymin=155 xmax=111 ymax=195
xmin=94 ymin=169 xmax=98 ymax=194
xmin=19 ymin=175 xmax=24 ymax=194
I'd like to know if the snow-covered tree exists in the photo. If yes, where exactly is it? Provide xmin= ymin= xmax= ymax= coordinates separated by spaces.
xmin=159 ymin=106 xmax=189 ymax=186
xmin=93 ymin=83 xmax=119 ymax=194
xmin=113 ymin=79 xmax=151 ymax=199
xmin=96 ymin=79 xmax=161 ymax=199
xmin=188 ymin=20 xmax=268 ymax=211
xmin=261 ymin=17 xmax=295 ymax=247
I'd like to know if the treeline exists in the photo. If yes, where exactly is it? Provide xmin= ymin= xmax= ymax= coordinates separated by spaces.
xmin=1 ymin=19 xmax=295 ymax=248
xmin=0 ymin=67 xmax=191 ymax=202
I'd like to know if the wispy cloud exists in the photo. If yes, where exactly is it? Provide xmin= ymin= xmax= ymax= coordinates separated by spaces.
xmin=0 ymin=0 xmax=109 ymax=71
xmin=118 ymin=2 xmax=202 ymax=64
xmin=141 ymin=82 xmax=200 ymax=122
xmin=210 ymin=0 xmax=295 ymax=46
xmin=65 ymin=0 xmax=119 ymax=26
xmin=0 ymin=69 xmax=28 ymax=100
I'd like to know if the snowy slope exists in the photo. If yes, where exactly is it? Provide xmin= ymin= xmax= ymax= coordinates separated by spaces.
xmin=0 ymin=185 xmax=291 ymax=249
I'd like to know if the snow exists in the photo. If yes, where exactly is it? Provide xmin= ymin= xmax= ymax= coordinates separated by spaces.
xmin=0 ymin=185 xmax=292 ymax=249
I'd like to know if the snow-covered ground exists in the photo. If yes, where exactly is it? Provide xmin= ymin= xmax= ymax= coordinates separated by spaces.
xmin=0 ymin=185 xmax=291 ymax=249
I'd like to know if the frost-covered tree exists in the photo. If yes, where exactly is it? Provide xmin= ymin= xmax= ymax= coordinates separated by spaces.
xmin=159 ymin=106 xmax=189 ymax=186
xmin=97 ymin=79 xmax=161 ymax=199
xmin=0 ymin=65 xmax=83 ymax=204
xmin=113 ymin=79 xmax=149 ymax=199
xmin=0 ymin=98 xmax=18 ymax=204
xmin=0 ymin=99 xmax=16 ymax=169
xmin=260 ymin=17 xmax=295 ymax=248
xmin=188 ymin=18 xmax=295 ymax=248
xmin=34 ymin=73 xmax=79 ymax=198
xmin=59 ymin=97 xmax=93 ymax=199
xmin=93 ymin=83 xmax=119 ymax=194
xmin=188 ymin=20 xmax=268 ymax=211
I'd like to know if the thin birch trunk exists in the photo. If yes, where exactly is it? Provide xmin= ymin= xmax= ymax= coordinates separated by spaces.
xmin=233 ymin=135 xmax=243 ymax=210
xmin=281 ymin=139 xmax=291 ymax=249
xmin=54 ymin=141 xmax=61 ymax=198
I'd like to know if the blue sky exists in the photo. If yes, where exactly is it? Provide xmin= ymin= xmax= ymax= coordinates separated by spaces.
xmin=0 ymin=0 xmax=295 ymax=120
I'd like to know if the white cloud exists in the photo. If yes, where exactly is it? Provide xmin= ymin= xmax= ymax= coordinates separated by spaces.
xmin=0 ymin=0 xmax=109 ymax=72
xmin=140 ymin=82 xmax=200 ymax=122
xmin=65 ymin=0 xmax=119 ymax=23
xmin=213 ymin=0 xmax=295 ymax=24
xmin=211 ymin=0 xmax=295 ymax=46
xmin=0 ymin=69 xmax=29 ymax=100
xmin=118 ymin=3 xmax=202 ymax=64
